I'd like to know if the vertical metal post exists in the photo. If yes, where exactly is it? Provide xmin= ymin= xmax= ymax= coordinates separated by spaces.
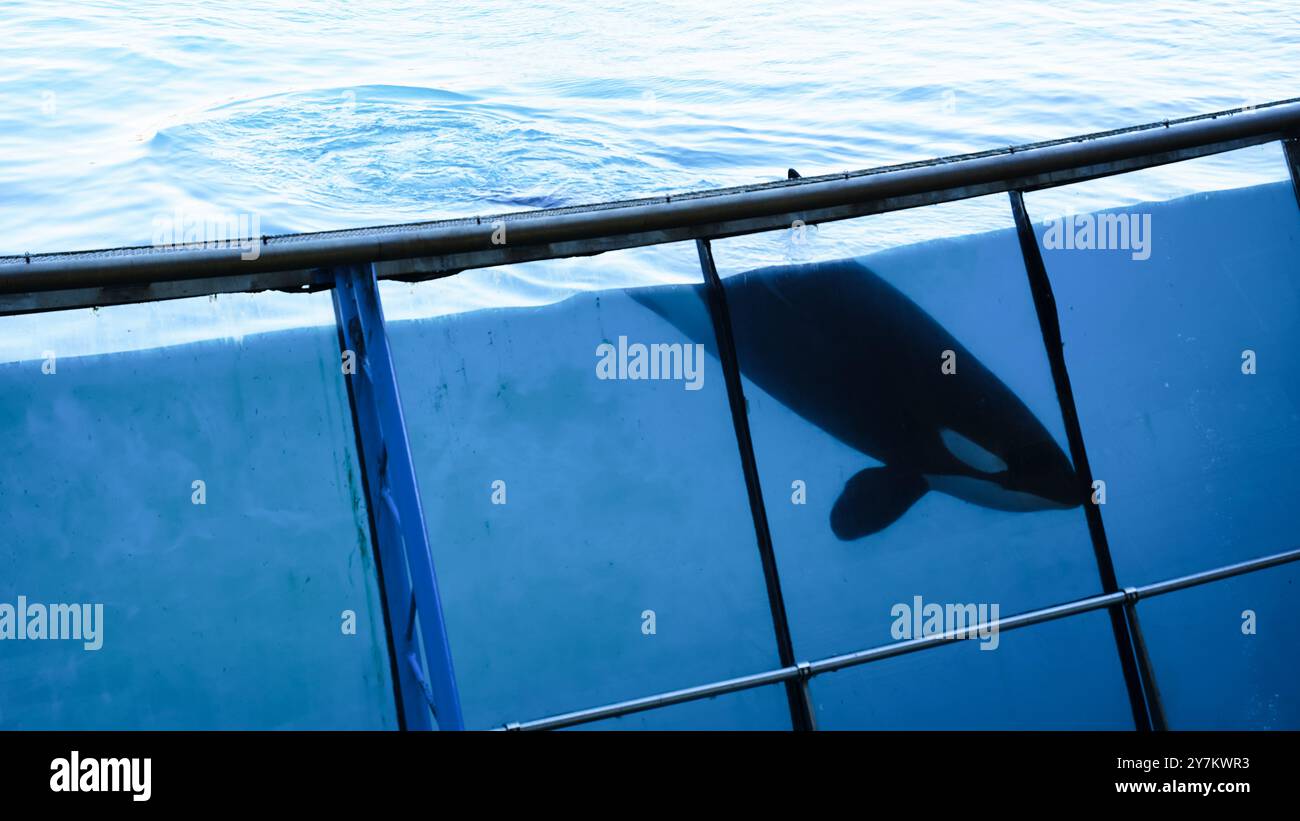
xmin=695 ymin=239 xmax=815 ymax=732
xmin=332 ymin=262 xmax=465 ymax=731
xmin=1008 ymin=191 xmax=1158 ymax=731
xmin=1283 ymin=138 xmax=1300 ymax=213
xmin=1122 ymin=589 xmax=1168 ymax=730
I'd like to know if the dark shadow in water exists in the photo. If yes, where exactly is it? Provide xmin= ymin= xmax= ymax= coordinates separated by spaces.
xmin=631 ymin=258 xmax=1080 ymax=539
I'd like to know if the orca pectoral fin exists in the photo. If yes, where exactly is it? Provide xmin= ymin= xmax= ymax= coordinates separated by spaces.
xmin=830 ymin=467 xmax=929 ymax=540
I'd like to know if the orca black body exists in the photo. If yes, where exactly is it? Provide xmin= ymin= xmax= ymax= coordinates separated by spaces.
xmin=630 ymin=258 xmax=1082 ymax=539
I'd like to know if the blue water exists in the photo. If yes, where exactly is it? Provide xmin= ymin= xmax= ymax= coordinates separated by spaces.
xmin=3 ymin=0 xmax=1298 ymax=257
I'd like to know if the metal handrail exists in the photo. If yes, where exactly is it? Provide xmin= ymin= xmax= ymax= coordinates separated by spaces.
xmin=501 ymin=546 xmax=1300 ymax=730
xmin=3 ymin=99 xmax=1299 ymax=312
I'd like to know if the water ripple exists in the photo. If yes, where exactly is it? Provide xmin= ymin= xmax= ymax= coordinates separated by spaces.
xmin=147 ymin=85 xmax=714 ymax=230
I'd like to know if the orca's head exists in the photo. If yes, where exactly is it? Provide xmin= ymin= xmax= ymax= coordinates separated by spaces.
xmin=925 ymin=427 xmax=1082 ymax=513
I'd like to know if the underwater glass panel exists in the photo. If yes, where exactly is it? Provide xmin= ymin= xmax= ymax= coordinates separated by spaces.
xmin=810 ymin=610 xmax=1133 ymax=729
xmin=0 ymin=292 xmax=397 ymax=729
xmin=1136 ymin=562 xmax=1300 ymax=729
xmin=1023 ymin=142 xmax=1300 ymax=586
xmin=696 ymin=196 xmax=1104 ymax=664
xmin=382 ymin=243 xmax=789 ymax=730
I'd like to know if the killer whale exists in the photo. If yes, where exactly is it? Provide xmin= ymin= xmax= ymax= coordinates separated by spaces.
xmin=629 ymin=258 xmax=1082 ymax=539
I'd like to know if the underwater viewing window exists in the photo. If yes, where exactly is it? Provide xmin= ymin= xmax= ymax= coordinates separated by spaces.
xmin=690 ymin=195 xmax=1133 ymax=726
xmin=1134 ymin=562 xmax=1300 ymax=729
xmin=1023 ymin=142 xmax=1300 ymax=586
xmin=0 ymin=292 xmax=395 ymax=729
xmin=2 ymin=103 xmax=1299 ymax=730
xmin=381 ymin=244 xmax=794 ymax=729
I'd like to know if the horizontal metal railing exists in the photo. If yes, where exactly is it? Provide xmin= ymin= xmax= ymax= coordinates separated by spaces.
xmin=3 ymin=99 xmax=1299 ymax=316
xmin=501 ymin=546 xmax=1300 ymax=730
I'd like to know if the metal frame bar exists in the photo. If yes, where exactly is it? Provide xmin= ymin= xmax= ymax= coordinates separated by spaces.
xmin=4 ymin=100 xmax=1298 ymax=313
xmin=695 ymin=238 xmax=814 ymax=731
xmin=1121 ymin=591 xmax=1168 ymax=731
xmin=1008 ymin=190 xmax=1157 ymax=731
xmin=332 ymin=262 xmax=465 ymax=730
xmin=1284 ymin=138 xmax=1300 ymax=213
xmin=501 ymin=547 xmax=1300 ymax=730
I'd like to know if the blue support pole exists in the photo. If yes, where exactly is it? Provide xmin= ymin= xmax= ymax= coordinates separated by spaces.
xmin=331 ymin=262 xmax=465 ymax=731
